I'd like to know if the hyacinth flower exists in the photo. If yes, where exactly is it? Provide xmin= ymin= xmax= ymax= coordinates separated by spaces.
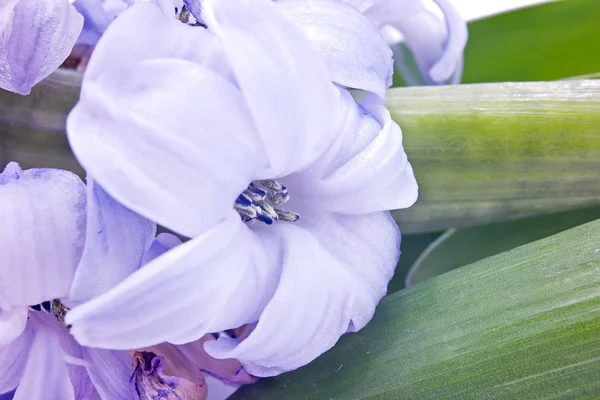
xmin=0 ymin=0 xmax=83 ymax=95
xmin=64 ymin=0 xmax=418 ymax=376
xmin=0 ymin=163 xmax=212 ymax=398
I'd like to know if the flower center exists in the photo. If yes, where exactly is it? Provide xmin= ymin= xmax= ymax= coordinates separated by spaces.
xmin=28 ymin=299 xmax=70 ymax=328
xmin=234 ymin=180 xmax=299 ymax=225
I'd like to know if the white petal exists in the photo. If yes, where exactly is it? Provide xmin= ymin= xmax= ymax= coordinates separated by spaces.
xmin=66 ymin=211 xmax=274 ymax=350
xmin=276 ymin=0 xmax=392 ymax=99
xmin=13 ymin=317 xmax=75 ymax=400
xmin=204 ymin=222 xmax=356 ymax=376
xmin=69 ymin=179 xmax=156 ymax=304
xmin=0 ymin=307 xmax=28 ymax=345
xmin=0 ymin=163 xmax=86 ymax=307
xmin=0 ymin=0 xmax=83 ymax=95
xmin=0 ymin=323 xmax=31 ymax=393
xmin=285 ymin=90 xmax=417 ymax=215
xmin=203 ymin=0 xmax=338 ymax=177
xmin=68 ymin=56 xmax=262 ymax=236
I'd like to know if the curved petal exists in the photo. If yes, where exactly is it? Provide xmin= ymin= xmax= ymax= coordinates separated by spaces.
xmin=66 ymin=211 xmax=275 ymax=350
xmin=69 ymin=179 xmax=156 ymax=304
xmin=203 ymin=0 xmax=338 ymax=177
xmin=0 ymin=308 xmax=28 ymax=345
xmin=276 ymin=0 xmax=392 ymax=99
xmin=0 ymin=0 xmax=83 ymax=95
xmin=364 ymin=0 xmax=467 ymax=85
xmin=141 ymin=233 xmax=182 ymax=266
xmin=13 ymin=316 xmax=75 ymax=400
xmin=83 ymin=348 xmax=131 ymax=400
xmin=285 ymin=90 xmax=417 ymax=215
xmin=82 ymin=3 xmax=218 ymax=82
xmin=297 ymin=211 xmax=400 ymax=330
xmin=0 ymin=163 xmax=86 ymax=307
xmin=204 ymin=222 xmax=355 ymax=376
xmin=72 ymin=0 xmax=114 ymax=46
xmin=428 ymin=0 xmax=468 ymax=83
xmin=206 ymin=212 xmax=400 ymax=375
xmin=68 ymin=56 xmax=262 ymax=237
xmin=32 ymin=313 xmax=95 ymax=399
xmin=0 ymin=324 xmax=32 ymax=393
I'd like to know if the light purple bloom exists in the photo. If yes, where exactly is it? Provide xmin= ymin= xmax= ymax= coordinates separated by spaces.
xmin=65 ymin=0 xmax=417 ymax=376
xmin=0 ymin=162 xmax=156 ymax=398
xmin=0 ymin=0 xmax=83 ymax=95
xmin=342 ymin=0 xmax=468 ymax=85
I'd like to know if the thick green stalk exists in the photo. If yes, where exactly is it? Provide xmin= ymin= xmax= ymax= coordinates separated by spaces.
xmin=388 ymin=80 xmax=600 ymax=233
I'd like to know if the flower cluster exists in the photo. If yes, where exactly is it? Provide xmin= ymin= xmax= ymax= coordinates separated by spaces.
xmin=1 ymin=0 xmax=466 ymax=398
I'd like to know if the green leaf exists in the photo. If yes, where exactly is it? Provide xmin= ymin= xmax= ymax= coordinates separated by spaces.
xmin=406 ymin=206 xmax=600 ymax=287
xmin=462 ymin=0 xmax=600 ymax=83
xmin=232 ymin=218 xmax=600 ymax=400
xmin=388 ymin=80 xmax=600 ymax=233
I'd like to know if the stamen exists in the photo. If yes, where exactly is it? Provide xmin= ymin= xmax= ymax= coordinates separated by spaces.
xmin=234 ymin=180 xmax=299 ymax=225
xmin=28 ymin=299 xmax=71 ymax=328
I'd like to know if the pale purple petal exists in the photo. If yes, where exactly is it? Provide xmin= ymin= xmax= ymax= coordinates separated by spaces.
xmin=204 ymin=222 xmax=354 ymax=376
xmin=68 ymin=4 xmax=262 ymax=237
xmin=81 ymin=3 xmax=218 ymax=81
xmin=363 ymin=0 xmax=467 ymax=85
xmin=0 ymin=0 xmax=83 ymax=95
xmin=0 ymin=163 xmax=86 ymax=307
xmin=29 ymin=313 xmax=96 ymax=399
xmin=204 ymin=0 xmax=338 ymax=177
xmin=0 ymin=324 xmax=31 ymax=393
xmin=12 ymin=317 xmax=75 ymax=400
xmin=141 ymin=233 xmax=182 ymax=266
xmin=285 ymin=90 xmax=417 ymax=215
xmin=66 ymin=211 xmax=275 ymax=349
xmin=69 ymin=178 xmax=156 ymax=304
xmin=72 ymin=0 xmax=113 ymax=46
xmin=82 ymin=348 xmax=131 ymax=400
xmin=69 ymin=367 xmax=96 ymax=400
xmin=276 ymin=0 xmax=392 ymax=99
xmin=206 ymin=212 xmax=399 ymax=375
xmin=0 ymin=307 xmax=28 ymax=346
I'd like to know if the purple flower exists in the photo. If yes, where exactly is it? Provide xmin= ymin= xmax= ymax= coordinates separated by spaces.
xmin=0 ymin=162 xmax=156 ymax=398
xmin=0 ymin=0 xmax=83 ymax=95
xmin=65 ymin=0 xmax=417 ymax=376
